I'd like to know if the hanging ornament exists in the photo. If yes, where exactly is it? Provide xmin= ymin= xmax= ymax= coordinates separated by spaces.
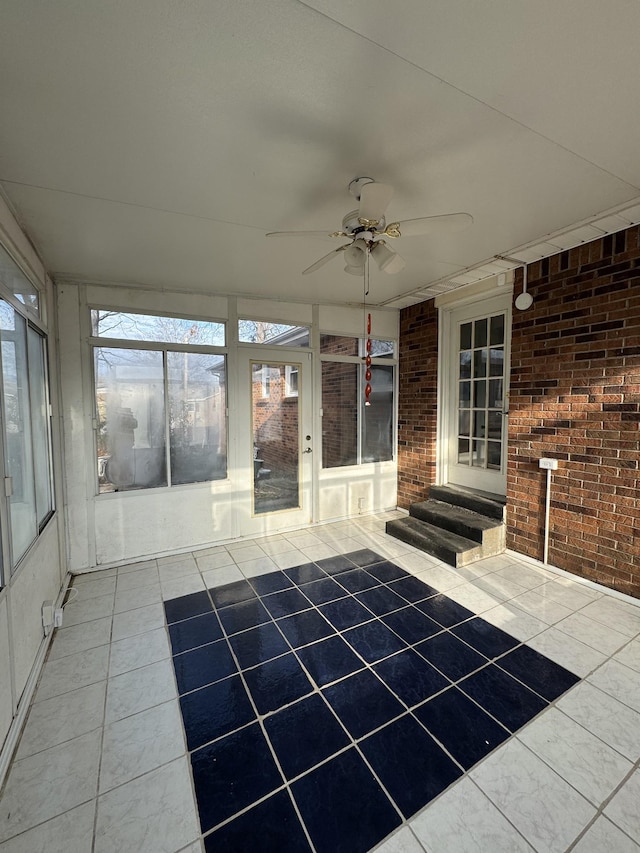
xmin=364 ymin=253 xmax=372 ymax=406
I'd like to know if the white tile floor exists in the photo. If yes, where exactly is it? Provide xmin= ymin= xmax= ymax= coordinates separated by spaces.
xmin=0 ymin=512 xmax=639 ymax=852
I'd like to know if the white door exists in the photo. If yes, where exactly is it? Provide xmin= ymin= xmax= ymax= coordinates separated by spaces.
xmin=443 ymin=294 xmax=511 ymax=496
xmin=237 ymin=348 xmax=313 ymax=536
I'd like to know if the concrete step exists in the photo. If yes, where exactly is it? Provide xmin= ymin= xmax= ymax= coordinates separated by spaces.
xmin=428 ymin=485 xmax=505 ymax=521
xmin=410 ymin=499 xmax=505 ymax=551
xmin=385 ymin=516 xmax=484 ymax=568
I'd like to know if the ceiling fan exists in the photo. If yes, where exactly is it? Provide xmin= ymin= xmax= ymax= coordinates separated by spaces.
xmin=266 ymin=177 xmax=473 ymax=276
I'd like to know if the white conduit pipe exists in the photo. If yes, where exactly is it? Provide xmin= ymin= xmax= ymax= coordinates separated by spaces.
xmin=543 ymin=467 xmax=552 ymax=565
xmin=539 ymin=458 xmax=558 ymax=564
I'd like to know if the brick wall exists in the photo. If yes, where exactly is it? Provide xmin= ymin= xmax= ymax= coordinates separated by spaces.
xmin=397 ymin=226 xmax=640 ymax=598
xmin=397 ymin=300 xmax=439 ymax=508
xmin=508 ymin=227 xmax=640 ymax=597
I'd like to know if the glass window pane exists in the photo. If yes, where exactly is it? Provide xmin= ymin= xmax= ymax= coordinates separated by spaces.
xmin=489 ymin=347 xmax=504 ymax=377
xmin=487 ymin=441 xmax=502 ymax=469
xmin=458 ymin=410 xmax=470 ymax=436
xmin=473 ymin=411 xmax=486 ymax=439
xmin=0 ymin=244 xmax=39 ymax=316
xmin=0 ymin=304 xmax=37 ymax=564
xmin=490 ymin=314 xmax=505 ymax=346
xmin=362 ymin=365 xmax=393 ymax=463
xmin=91 ymin=310 xmax=225 ymax=346
xmin=488 ymin=379 xmax=504 ymax=409
xmin=473 ymin=348 xmax=487 ymax=378
xmin=27 ymin=327 xmax=53 ymax=525
xmin=472 ymin=439 xmax=486 ymax=468
xmin=239 ymin=320 xmax=309 ymax=347
xmin=474 ymin=318 xmax=487 ymax=348
xmin=368 ymin=340 xmax=394 ymax=358
xmin=459 ymin=381 xmax=471 ymax=408
xmin=95 ymin=347 xmax=166 ymax=492
xmin=167 ymin=352 xmax=227 ymax=485
xmin=473 ymin=380 xmax=486 ymax=408
xmin=488 ymin=412 xmax=502 ymax=440
xmin=459 ymin=351 xmax=472 ymax=380
xmin=459 ymin=322 xmax=472 ymax=351
xmin=320 ymin=334 xmax=359 ymax=356
xmin=457 ymin=438 xmax=470 ymax=465
xmin=252 ymin=362 xmax=300 ymax=513
xmin=322 ymin=362 xmax=357 ymax=467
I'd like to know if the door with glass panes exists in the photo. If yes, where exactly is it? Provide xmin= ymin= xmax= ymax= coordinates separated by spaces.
xmin=237 ymin=348 xmax=313 ymax=537
xmin=446 ymin=295 xmax=511 ymax=495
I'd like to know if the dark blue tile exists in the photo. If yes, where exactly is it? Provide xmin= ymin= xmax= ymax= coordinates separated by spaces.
xmin=343 ymin=620 xmax=407 ymax=664
xmin=382 ymin=606 xmax=442 ymax=644
xmin=249 ymin=571 xmax=294 ymax=596
xmin=285 ymin=562 xmax=327 ymax=585
xmin=180 ymin=674 xmax=255 ymax=750
xmin=319 ymin=597 xmax=373 ymax=631
xmin=356 ymin=585 xmax=407 ymax=617
xmin=209 ymin=579 xmax=257 ymax=609
xmin=336 ymin=569 xmax=380 ymax=594
xmin=389 ymin=575 xmax=438 ymax=603
xmin=296 ymin=635 xmax=363 ymax=687
xmin=315 ymin=554 xmax=356 ymax=575
xmin=173 ymin=639 xmax=237 ymax=694
xmin=262 ymin=587 xmax=312 ymax=619
xmin=414 ymin=686 xmax=510 ymax=769
xmin=277 ymin=609 xmax=335 ymax=648
xmin=416 ymin=631 xmax=487 ymax=680
xmin=204 ymin=790 xmax=311 ymax=852
xmin=243 ymin=653 xmax=313 ymax=714
xmin=302 ymin=577 xmax=348 ymax=606
xmin=416 ymin=594 xmax=475 ymax=628
xmin=264 ymin=694 xmax=350 ymax=779
xmin=291 ymin=748 xmax=400 ymax=853
xmin=360 ymin=714 xmax=462 ymax=818
xmin=459 ymin=664 xmax=547 ymax=731
xmin=498 ymin=644 xmax=579 ymax=701
xmin=164 ymin=590 xmax=213 ymax=624
xmin=217 ymin=598 xmax=271 ymax=635
xmin=168 ymin=610 xmax=223 ymax=654
xmin=365 ymin=561 xmax=408 ymax=583
xmin=191 ymin=721 xmax=282 ymax=832
xmin=228 ymin=622 xmax=290 ymax=669
xmin=452 ymin=617 xmax=520 ymax=658
xmin=323 ymin=669 xmax=404 ymax=739
xmin=345 ymin=549 xmax=385 ymax=568
xmin=374 ymin=649 xmax=449 ymax=707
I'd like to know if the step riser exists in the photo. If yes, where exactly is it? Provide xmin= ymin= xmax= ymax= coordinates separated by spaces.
xmin=385 ymin=520 xmax=483 ymax=568
xmin=409 ymin=503 xmax=505 ymax=549
xmin=429 ymin=485 xmax=505 ymax=521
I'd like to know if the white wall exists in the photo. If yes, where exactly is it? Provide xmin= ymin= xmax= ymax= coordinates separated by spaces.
xmin=58 ymin=283 xmax=399 ymax=570
xmin=0 ymin=195 xmax=66 ymax=761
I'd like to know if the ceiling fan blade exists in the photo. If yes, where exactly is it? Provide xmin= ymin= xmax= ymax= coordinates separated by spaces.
xmin=266 ymin=229 xmax=338 ymax=239
xmin=359 ymin=182 xmax=394 ymax=224
xmin=302 ymin=244 xmax=349 ymax=275
xmin=394 ymin=213 xmax=473 ymax=238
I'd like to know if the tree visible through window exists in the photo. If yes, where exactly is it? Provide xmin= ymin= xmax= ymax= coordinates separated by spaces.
xmin=92 ymin=309 xmax=227 ymax=492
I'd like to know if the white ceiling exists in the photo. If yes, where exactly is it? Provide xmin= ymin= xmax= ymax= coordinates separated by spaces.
xmin=1 ymin=0 xmax=640 ymax=308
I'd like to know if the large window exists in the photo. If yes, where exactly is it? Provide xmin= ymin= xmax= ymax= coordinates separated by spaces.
xmin=92 ymin=309 xmax=227 ymax=492
xmin=320 ymin=334 xmax=395 ymax=468
xmin=0 ymin=299 xmax=53 ymax=573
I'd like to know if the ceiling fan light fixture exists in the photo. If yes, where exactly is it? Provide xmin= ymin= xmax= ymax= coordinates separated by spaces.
xmin=371 ymin=241 xmax=406 ymax=274
xmin=343 ymin=240 xmax=367 ymax=267
xmin=344 ymin=263 xmax=364 ymax=276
